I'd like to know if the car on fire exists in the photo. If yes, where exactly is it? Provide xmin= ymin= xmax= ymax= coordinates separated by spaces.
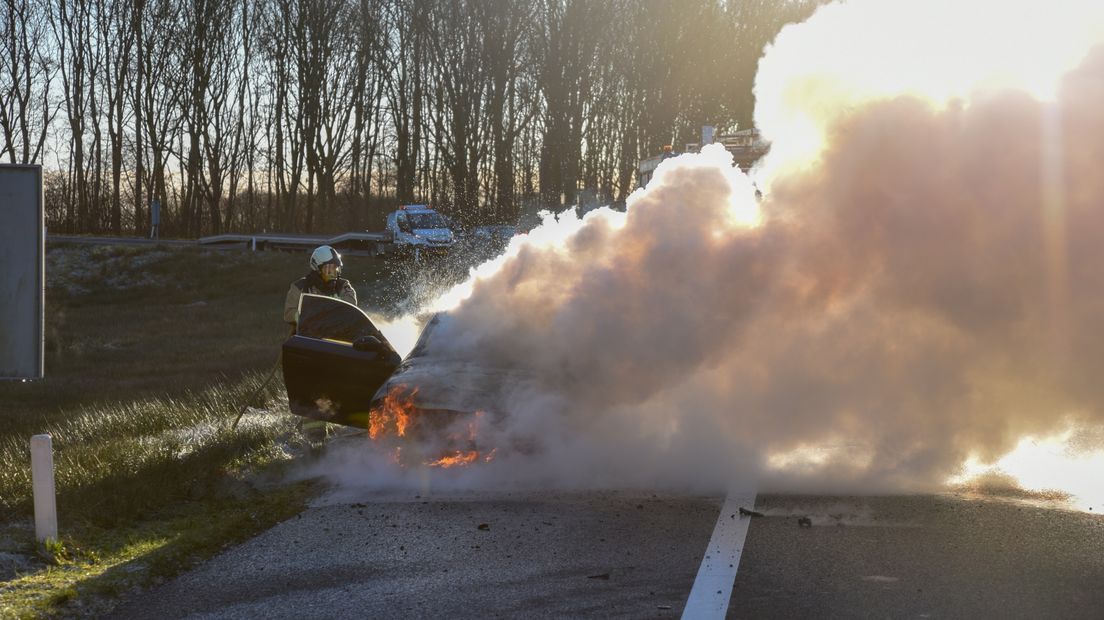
xmin=282 ymin=294 xmax=521 ymax=462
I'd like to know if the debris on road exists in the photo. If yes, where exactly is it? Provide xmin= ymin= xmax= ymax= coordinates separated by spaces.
xmin=798 ymin=517 xmax=813 ymax=528
xmin=477 ymin=523 xmax=490 ymax=531
xmin=587 ymin=573 xmax=611 ymax=580
xmin=739 ymin=507 xmax=764 ymax=517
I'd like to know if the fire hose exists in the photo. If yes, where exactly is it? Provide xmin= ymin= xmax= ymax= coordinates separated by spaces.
xmin=230 ymin=350 xmax=282 ymax=431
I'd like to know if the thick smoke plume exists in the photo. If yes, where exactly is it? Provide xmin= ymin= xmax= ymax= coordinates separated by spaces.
xmin=330 ymin=0 xmax=1104 ymax=497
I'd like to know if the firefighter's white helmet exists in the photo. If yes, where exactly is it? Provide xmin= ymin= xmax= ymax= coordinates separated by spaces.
xmin=309 ymin=245 xmax=343 ymax=282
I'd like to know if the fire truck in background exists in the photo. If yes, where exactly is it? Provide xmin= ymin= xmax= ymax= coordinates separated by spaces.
xmin=637 ymin=125 xmax=769 ymax=189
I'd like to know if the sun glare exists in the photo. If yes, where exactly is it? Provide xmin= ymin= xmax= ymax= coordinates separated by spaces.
xmin=754 ymin=0 xmax=1104 ymax=182
xmin=949 ymin=429 xmax=1104 ymax=513
xmin=374 ymin=316 xmax=423 ymax=359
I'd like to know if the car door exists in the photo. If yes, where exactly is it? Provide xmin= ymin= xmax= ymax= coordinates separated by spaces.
xmin=282 ymin=294 xmax=402 ymax=428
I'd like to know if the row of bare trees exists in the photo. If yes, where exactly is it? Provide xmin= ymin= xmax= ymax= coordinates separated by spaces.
xmin=1 ymin=0 xmax=820 ymax=237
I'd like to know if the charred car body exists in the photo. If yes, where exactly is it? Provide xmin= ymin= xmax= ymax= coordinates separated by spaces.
xmin=283 ymin=295 xmax=520 ymax=458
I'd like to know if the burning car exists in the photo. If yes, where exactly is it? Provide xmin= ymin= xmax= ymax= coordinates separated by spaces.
xmin=282 ymin=294 xmax=515 ymax=465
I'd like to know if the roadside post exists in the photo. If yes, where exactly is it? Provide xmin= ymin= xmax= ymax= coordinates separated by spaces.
xmin=150 ymin=198 xmax=161 ymax=239
xmin=30 ymin=434 xmax=58 ymax=542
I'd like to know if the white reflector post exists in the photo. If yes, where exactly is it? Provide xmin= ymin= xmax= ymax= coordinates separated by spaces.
xmin=30 ymin=434 xmax=57 ymax=542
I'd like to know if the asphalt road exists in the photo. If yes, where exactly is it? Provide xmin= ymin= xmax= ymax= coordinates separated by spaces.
xmin=732 ymin=494 xmax=1104 ymax=619
xmin=111 ymin=481 xmax=1104 ymax=619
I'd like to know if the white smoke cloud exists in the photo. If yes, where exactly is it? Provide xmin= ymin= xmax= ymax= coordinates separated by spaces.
xmin=754 ymin=0 xmax=1104 ymax=184
xmin=336 ymin=0 xmax=1104 ymax=501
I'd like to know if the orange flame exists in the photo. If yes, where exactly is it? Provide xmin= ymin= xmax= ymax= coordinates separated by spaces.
xmin=368 ymin=387 xmax=495 ymax=469
xmin=426 ymin=450 xmax=480 ymax=468
xmin=369 ymin=385 xmax=417 ymax=439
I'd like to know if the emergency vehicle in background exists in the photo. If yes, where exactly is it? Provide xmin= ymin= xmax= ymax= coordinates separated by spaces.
xmin=637 ymin=125 xmax=769 ymax=189
xmin=384 ymin=204 xmax=458 ymax=258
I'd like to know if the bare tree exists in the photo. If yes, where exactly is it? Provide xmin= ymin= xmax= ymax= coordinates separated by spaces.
xmin=0 ymin=0 xmax=56 ymax=165
xmin=177 ymin=0 xmax=238 ymax=234
xmin=346 ymin=0 xmax=387 ymax=228
xmin=96 ymin=0 xmax=135 ymax=234
xmin=130 ymin=0 xmax=144 ymax=234
xmin=262 ymin=0 xmax=308 ymax=231
xmin=16 ymin=0 xmax=819 ymax=237
xmin=231 ymin=0 xmax=262 ymax=232
xmin=288 ymin=0 xmax=360 ymax=231
xmin=382 ymin=0 xmax=427 ymax=205
xmin=474 ymin=0 xmax=536 ymax=223
xmin=50 ymin=0 xmax=94 ymax=231
xmin=135 ymin=0 xmax=183 ymax=235
xmin=201 ymin=0 xmax=249 ymax=234
xmin=534 ymin=0 xmax=611 ymax=209
xmin=425 ymin=0 xmax=489 ymax=225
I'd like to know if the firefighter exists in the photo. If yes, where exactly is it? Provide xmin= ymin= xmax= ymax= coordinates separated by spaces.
xmin=283 ymin=245 xmax=357 ymax=329
xmin=284 ymin=245 xmax=357 ymax=443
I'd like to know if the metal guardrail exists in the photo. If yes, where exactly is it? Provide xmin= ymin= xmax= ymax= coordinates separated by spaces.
xmin=48 ymin=231 xmax=393 ymax=255
xmin=198 ymin=231 xmax=391 ymax=254
xmin=47 ymin=235 xmax=193 ymax=247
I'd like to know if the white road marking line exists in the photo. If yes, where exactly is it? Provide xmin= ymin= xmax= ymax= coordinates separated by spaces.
xmin=681 ymin=490 xmax=757 ymax=620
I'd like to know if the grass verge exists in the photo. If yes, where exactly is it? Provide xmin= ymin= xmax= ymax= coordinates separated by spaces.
xmin=0 ymin=371 xmax=323 ymax=618
xmin=0 ymin=371 xmax=300 ymax=523
xmin=0 ymin=477 xmax=316 ymax=618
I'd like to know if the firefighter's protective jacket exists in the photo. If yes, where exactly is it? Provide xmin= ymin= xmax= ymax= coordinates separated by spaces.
xmin=284 ymin=272 xmax=357 ymax=325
